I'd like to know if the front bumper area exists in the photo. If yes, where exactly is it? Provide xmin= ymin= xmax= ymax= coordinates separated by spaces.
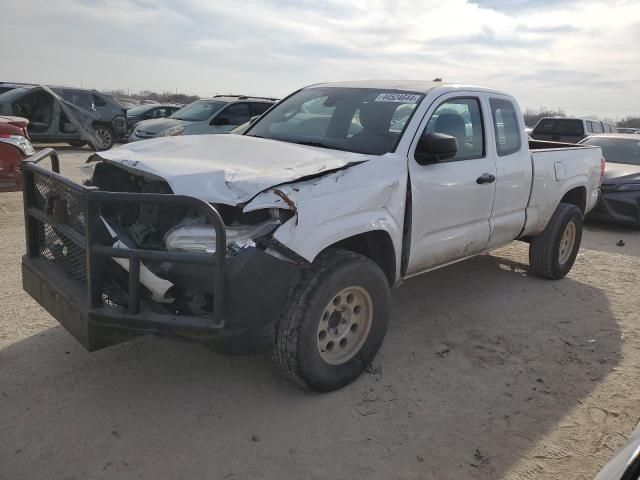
xmin=23 ymin=248 xmax=301 ymax=351
xmin=21 ymin=149 xmax=302 ymax=352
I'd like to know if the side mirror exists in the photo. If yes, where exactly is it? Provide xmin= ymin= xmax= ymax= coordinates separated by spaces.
xmin=414 ymin=132 xmax=458 ymax=165
xmin=249 ymin=115 xmax=259 ymax=124
xmin=212 ymin=116 xmax=230 ymax=126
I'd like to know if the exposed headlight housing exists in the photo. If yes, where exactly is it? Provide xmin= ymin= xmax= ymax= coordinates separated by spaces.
xmin=159 ymin=125 xmax=185 ymax=137
xmin=616 ymin=183 xmax=640 ymax=192
xmin=165 ymin=218 xmax=280 ymax=254
xmin=0 ymin=135 xmax=35 ymax=156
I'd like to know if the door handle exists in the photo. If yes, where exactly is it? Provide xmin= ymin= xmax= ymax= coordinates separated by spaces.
xmin=476 ymin=173 xmax=496 ymax=184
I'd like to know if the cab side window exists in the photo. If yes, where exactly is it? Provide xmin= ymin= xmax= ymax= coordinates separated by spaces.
xmin=425 ymin=97 xmax=484 ymax=160
xmin=490 ymin=98 xmax=522 ymax=156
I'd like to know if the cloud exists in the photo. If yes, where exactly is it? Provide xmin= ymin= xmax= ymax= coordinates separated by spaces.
xmin=469 ymin=0 xmax=577 ymax=13
xmin=1 ymin=0 xmax=639 ymax=117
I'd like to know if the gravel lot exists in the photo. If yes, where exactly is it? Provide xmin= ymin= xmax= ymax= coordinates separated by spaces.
xmin=1 ymin=146 xmax=639 ymax=480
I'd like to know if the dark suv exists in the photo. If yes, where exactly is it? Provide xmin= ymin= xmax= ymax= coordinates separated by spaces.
xmin=0 ymin=85 xmax=126 ymax=150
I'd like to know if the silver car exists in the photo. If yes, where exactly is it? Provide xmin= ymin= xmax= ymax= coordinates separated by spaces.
xmin=128 ymin=95 xmax=276 ymax=142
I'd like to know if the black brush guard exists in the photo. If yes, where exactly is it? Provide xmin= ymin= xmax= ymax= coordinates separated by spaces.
xmin=21 ymin=148 xmax=228 ymax=351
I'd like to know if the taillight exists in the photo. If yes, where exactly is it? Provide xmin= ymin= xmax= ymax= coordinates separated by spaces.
xmin=600 ymin=157 xmax=606 ymax=183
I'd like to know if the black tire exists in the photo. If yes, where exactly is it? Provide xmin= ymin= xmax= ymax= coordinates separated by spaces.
xmin=273 ymin=249 xmax=391 ymax=392
xmin=90 ymin=125 xmax=115 ymax=151
xmin=67 ymin=140 xmax=87 ymax=148
xmin=529 ymin=203 xmax=583 ymax=280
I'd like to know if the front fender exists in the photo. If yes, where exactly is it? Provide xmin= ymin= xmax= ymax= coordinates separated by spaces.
xmin=244 ymin=157 xmax=407 ymax=280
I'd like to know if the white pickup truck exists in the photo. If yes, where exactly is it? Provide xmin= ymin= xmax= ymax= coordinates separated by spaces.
xmin=21 ymin=81 xmax=603 ymax=391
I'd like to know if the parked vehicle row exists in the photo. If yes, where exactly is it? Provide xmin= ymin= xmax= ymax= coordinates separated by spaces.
xmin=127 ymin=95 xmax=277 ymax=141
xmin=125 ymin=103 xmax=183 ymax=132
xmin=20 ymin=80 xmax=603 ymax=392
xmin=0 ymin=85 xmax=127 ymax=150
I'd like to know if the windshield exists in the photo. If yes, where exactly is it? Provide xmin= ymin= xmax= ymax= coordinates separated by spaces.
xmin=126 ymin=105 xmax=153 ymax=116
xmin=245 ymin=87 xmax=424 ymax=155
xmin=534 ymin=118 xmax=584 ymax=136
xmin=582 ymin=137 xmax=640 ymax=165
xmin=171 ymin=100 xmax=226 ymax=122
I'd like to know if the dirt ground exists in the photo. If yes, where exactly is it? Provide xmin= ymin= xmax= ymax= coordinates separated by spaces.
xmin=1 ymin=146 xmax=639 ymax=480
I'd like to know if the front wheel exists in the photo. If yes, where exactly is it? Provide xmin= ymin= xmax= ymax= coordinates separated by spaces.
xmin=90 ymin=125 xmax=115 ymax=151
xmin=529 ymin=203 xmax=583 ymax=279
xmin=273 ymin=250 xmax=391 ymax=392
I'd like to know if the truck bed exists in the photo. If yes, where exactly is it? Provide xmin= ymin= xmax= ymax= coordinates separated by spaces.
xmin=522 ymin=140 xmax=603 ymax=237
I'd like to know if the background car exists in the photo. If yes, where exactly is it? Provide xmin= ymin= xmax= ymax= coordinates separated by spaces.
xmin=0 ymin=115 xmax=35 ymax=192
xmin=580 ymin=134 xmax=640 ymax=227
xmin=0 ymin=85 xmax=126 ymax=150
xmin=617 ymin=127 xmax=640 ymax=134
xmin=531 ymin=117 xmax=616 ymax=144
xmin=126 ymin=103 xmax=182 ymax=132
xmin=128 ymin=95 xmax=277 ymax=141
xmin=0 ymin=82 xmax=36 ymax=95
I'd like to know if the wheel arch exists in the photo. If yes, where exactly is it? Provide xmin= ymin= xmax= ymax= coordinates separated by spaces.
xmin=321 ymin=230 xmax=396 ymax=286
xmin=560 ymin=186 xmax=587 ymax=214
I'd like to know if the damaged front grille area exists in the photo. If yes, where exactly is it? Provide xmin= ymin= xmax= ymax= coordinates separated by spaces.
xmin=22 ymin=149 xmax=227 ymax=330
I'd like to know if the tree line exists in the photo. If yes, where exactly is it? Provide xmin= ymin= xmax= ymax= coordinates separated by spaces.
xmin=108 ymin=89 xmax=200 ymax=105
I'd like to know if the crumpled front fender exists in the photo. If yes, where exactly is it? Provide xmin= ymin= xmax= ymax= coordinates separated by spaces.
xmin=244 ymin=156 xmax=407 ymax=280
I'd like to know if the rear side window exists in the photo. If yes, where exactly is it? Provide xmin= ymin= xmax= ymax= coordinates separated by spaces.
xmin=62 ymin=90 xmax=93 ymax=110
xmin=586 ymin=121 xmax=593 ymax=133
xmin=93 ymin=94 xmax=106 ymax=107
xmin=591 ymin=121 xmax=604 ymax=133
xmin=490 ymin=98 xmax=521 ymax=156
xmin=534 ymin=119 xmax=584 ymax=136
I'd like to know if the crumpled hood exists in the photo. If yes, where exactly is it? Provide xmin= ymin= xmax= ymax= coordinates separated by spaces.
xmin=98 ymin=134 xmax=370 ymax=205
xmin=133 ymin=117 xmax=187 ymax=135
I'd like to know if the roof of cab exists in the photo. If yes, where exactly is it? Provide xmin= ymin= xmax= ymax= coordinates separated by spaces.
xmin=306 ymin=79 xmax=506 ymax=96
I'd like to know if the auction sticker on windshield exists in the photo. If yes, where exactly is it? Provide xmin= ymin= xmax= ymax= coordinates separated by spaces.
xmin=375 ymin=93 xmax=421 ymax=103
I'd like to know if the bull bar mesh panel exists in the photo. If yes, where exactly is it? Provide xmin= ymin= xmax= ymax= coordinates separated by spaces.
xmin=22 ymin=148 xmax=227 ymax=329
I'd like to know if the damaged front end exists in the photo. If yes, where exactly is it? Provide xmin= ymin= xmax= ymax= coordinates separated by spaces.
xmin=21 ymin=149 xmax=303 ymax=352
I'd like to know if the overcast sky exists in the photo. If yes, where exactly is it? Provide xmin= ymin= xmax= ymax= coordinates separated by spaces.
xmin=2 ymin=0 xmax=639 ymax=118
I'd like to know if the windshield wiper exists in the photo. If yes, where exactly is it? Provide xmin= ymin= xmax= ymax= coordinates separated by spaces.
xmin=287 ymin=140 xmax=342 ymax=151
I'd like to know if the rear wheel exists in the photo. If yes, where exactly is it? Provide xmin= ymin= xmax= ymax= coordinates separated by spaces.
xmin=91 ymin=125 xmax=114 ymax=151
xmin=273 ymin=249 xmax=391 ymax=392
xmin=529 ymin=203 xmax=583 ymax=279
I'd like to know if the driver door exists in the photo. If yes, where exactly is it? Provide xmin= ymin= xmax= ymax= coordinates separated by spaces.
xmin=405 ymin=93 xmax=497 ymax=275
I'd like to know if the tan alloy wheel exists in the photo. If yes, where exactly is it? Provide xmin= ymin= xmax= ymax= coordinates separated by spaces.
xmin=558 ymin=220 xmax=576 ymax=265
xmin=316 ymin=286 xmax=373 ymax=366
